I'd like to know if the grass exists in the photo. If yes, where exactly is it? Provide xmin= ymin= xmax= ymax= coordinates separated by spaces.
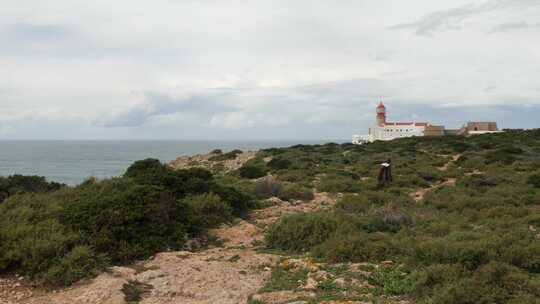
xmin=259 ymin=266 xmax=309 ymax=292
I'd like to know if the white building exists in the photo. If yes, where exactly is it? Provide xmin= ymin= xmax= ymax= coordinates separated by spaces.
xmin=352 ymin=102 xmax=444 ymax=144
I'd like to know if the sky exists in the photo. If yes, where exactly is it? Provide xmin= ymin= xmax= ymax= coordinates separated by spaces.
xmin=1 ymin=0 xmax=539 ymax=140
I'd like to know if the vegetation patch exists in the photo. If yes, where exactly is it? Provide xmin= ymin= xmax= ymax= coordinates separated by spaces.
xmin=122 ymin=280 xmax=153 ymax=303
xmin=0 ymin=158 xmax=256 ymax=286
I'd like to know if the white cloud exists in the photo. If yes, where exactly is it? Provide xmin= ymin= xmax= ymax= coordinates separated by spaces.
xmin=0 ymin=0 xmax=539 ymax=139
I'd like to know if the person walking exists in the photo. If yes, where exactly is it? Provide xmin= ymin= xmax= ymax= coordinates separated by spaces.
xmin=377 ymin=159 xmax=392 ymax=188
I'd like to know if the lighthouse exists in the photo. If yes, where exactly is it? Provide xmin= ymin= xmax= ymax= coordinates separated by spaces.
xmin=376 ymin=102 xmax=386 ymax=126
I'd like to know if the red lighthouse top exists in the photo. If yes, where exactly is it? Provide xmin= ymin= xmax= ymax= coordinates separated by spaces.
xmin=377 ymin=102 xmax=386 ymax=109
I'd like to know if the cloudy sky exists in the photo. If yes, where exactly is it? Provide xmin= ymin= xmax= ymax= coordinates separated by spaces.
xmin=1 ymin=0 xmax=539 ymax=140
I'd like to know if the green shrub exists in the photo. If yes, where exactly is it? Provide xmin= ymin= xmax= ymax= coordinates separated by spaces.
xmin=267 ymin=157 xmax=292 ymax=170
xmin=422 ymin=262 xmax=540 ymax=304
xmin=312 ymin=232 xmax=400 ymax=263
xmin=335 ymin=194 xmax=370 ymax=214
xmin=42 ymin=245 xmax=108 ymax=286
xmin=0 ymin=156 xmax=257 ymax=287
xmin=60 ymin=179 xmax=188 ymax=263
xmin=0 ymin=175 xmax=64 ymax=203
xmin=278 ymin=183 xmax=314 ymax=201
xmin=211 ymin=183 xmax=254 ymax=217
xmin=412 ymin=236 xmax=491 ymax=270
xmin=259 ymin=267 xmax=308 ymax=292
xmin=484 ymin=146 xmax=522 ymax=165
xmin=527 ymin=173 xmax=540 ymax=188
xmin=452 ymin=142 xmax=471 ymax=153
xmin=318 ymin=175 xmax=361 ymax=193
xmin=265 ymin=213 xmax=339 ymax=252
xmin=209 ymin=149 xmax=242 ymax=161
xmin=238 ymin=164 xmax=267 ymax=179
xmin=370 ymin=264 xmax=418 ymax=295
xmin=364 ymin=206 xmax=413 ymax=233
xmin=254 ymin=178 xmax=283 ymax=199
xmin=417 ymin=168 xmax=443 ymax=182
xmin=184 ymin=193 xmax=233 ymax=229
xmin=124 ymin=158 xmax=214 ymax=198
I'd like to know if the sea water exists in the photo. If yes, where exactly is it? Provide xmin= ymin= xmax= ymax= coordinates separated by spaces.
xmin=0 ymin=140 xmax=338 ymax=185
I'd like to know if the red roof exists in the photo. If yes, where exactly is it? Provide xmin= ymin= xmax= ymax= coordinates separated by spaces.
xmin=385 ymin=122 xmax=429 ymax=126
xmin=376 ymin=102 xmax=385 ymax=109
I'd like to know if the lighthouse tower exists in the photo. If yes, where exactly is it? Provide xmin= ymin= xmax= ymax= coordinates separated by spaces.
xmin=376 ymin=102 xmax=386 ymax=126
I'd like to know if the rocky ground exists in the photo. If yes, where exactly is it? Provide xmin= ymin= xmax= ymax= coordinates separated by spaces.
xmin=168 ymin=150 xmax=257 ymax=173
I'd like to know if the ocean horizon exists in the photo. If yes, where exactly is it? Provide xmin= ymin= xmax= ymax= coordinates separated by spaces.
xmin=0 ymin=140 xmax=345 ymax=185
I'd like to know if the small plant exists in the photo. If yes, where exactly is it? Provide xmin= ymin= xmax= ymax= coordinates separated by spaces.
xmin=278 ymin=183 xmax=314 ymax=201
xmin=267 ymin=157 xmax=292 ymax=170
xmin=318 ymin=174 xmax=361 ymax=193
xmin=239 ymin=164 xmax=267 ymax=179
xmin=265 ymin=212 xmax=339 ymax=252
xmin=122 ymin=280 xmax=152 ymax=303
xmin=336 ymin=194 xmax=370 ymax=214
xmin=364 ymin=206 xmax=413 ymax=233
xmin=259 ymin=266 xmax=309 ymax=292
xmin=209 ymin=149 xmax=243 ymax=161
xmin=527 ymin=172 xmax=540 ymax=188
xmin=370 ymin=265 xmax=416 ymax=295
xmin=254 ymin=177 xmax=283 ymax=199
xmin=228 ymin=254 xmax=241 ymax=262
xmin=184 ymin=193 xmax=233 ymax=229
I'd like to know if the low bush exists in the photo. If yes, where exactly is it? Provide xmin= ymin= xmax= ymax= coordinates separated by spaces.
xmin=239 ymin=164 xmax=267 ymax=179
xmin=43 ymin=245 xmax=109 ymax=286
xmin=527 ymin=172 xmax=540 ymax=188
xmin=184 ymin=193 xmax=233 ymax=229
xmin=60 ymin=179 xmax=188 ymax=263
xmin=267 ymin=157 xmax=292 ymax=170
xmin=265 ymin=212 xmax=339 ymax=252
xmin=209 ymin=149 xmax=243 ymax=161
xmin=417 ymin=168 xmax=443 ymax=183
xmin=369 ymin=264 xmax=418 ymax=295
xmin=335 ymin=194 xmax=370 ymax=214
xmin=278 ymin=183 xmax=314 ymax=201
xmin=312 ymin=232 xmax=400 ymax=263
xmin=364 ymin=206 xmax=413 ymax=233
xmin=211 ymin=183 xmax=255 ymax=217
xmin=416 ymin=262 xmax=540 ymax=304
xmin=254 ymin=177 xmax=283 ymax=199
xmin=124 ymin=158 xmax=214 ymax=197
xmin=0 ymin=158 xmax=256 ymax=287
xmin=0 ymin=175 xmax=64 ymax=203
xmin=318 ymin=175 xmax=361 ymax=193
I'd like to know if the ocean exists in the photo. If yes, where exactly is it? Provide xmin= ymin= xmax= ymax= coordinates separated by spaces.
xmin=0 ymin=140 xmax=339 ymax=185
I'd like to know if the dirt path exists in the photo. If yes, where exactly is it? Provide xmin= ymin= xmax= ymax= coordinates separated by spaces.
xmin=410 ymin=154 xmax=460 ymax=202
xmin=410 ymin=178 xmax=456 ymax=202
xmin=437 ymin=154 xmax=461 ymax=172
xmin=7 ymin=192 xmax=337 ymax=304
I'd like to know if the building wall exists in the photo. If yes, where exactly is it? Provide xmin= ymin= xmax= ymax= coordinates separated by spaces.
xmin=424 ymin=125 xmax=445 ymax=136
xmin=371 ymin=124 xmax=424 ymax=141
xmin=466 ymin=122 xmax=498 ymax=132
